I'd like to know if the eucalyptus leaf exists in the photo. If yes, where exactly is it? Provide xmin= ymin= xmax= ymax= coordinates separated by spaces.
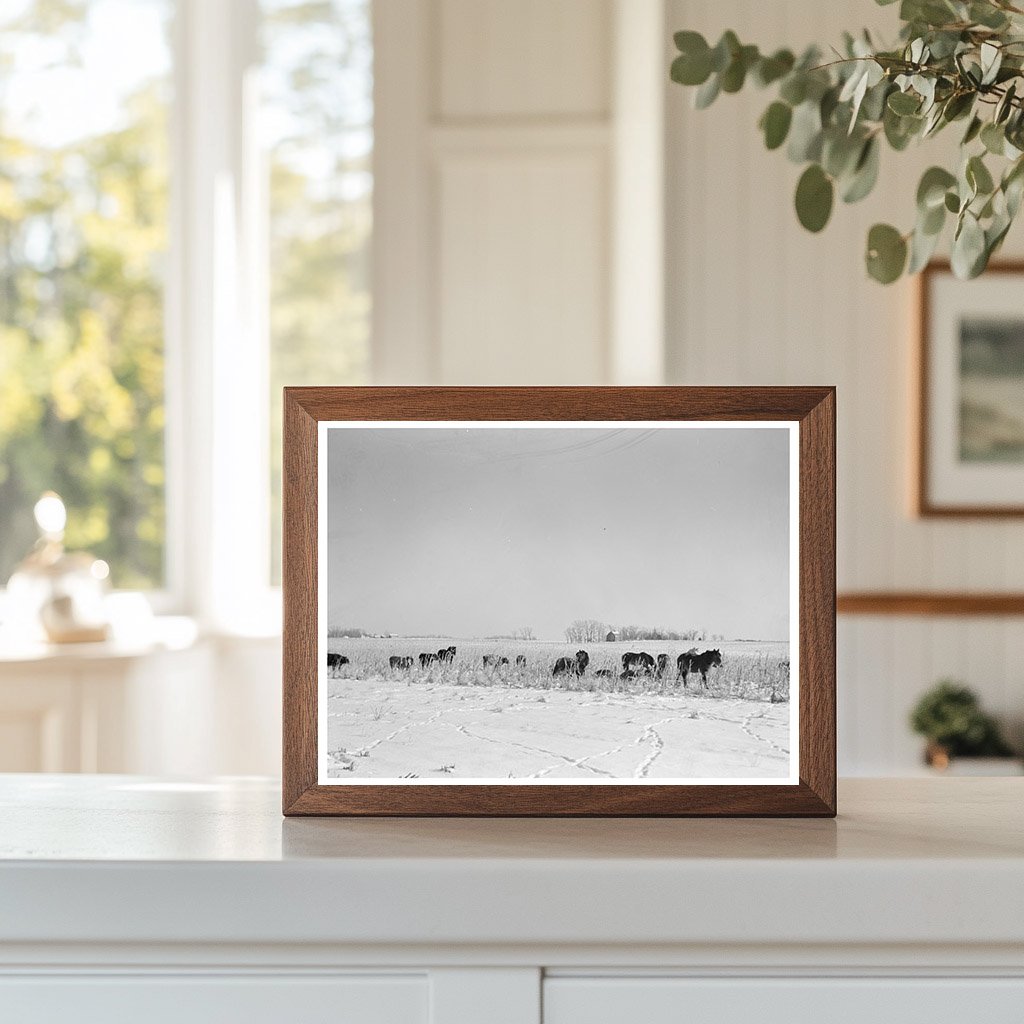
xmin=861 ymin=79 xmax=892 ymax=122
xmin=820 ymin=85 xmax=841 ymax=126
xmin=842 ymin=137 xmax=881 ymax=203
xmin=888 ymin=90 xmax=921 ymax=115
xmin=795 ymin=164 xmax=834 ymax=232
xmin=920 ymin=200 xmax=946 ymax=235
xmin=967 ymin=154 xmax=995 ymax=195
xmin=921 ymin=102 xmax=942 ymax=138
xmin=927 ymin=30 xmax=962 ymax=60
xmin=884 ymin=106 xmax=922 ymax=150
xmin=721 ymin=45 xmax=759 ymax=93
xmin=822 ymin=128 xmax=863 ymax=178
xmin=710 ymin=31 xmax=740 ymax=73
xmin=779 ymin=73 xmax=807 ymax=106
xmin=1004 ymin=158 xmax=1024 ymax=216
xmin=942 ymin=91 xmax=974 ymax=122
xmin=866 ymin=223 xmax=908 ymax=283
xmin=903 ymin=0 xmax=959 ymax=29
xmin=980 ymin=42 xmax=1002 ymax=86
xmin=917 ymin=166 xmax=957 ymax=210
xmin=981 ymin=121 xmax=1006 ymax=155
xmin=970 ymin=2 xmax=1009 ymax=30
xmin=913 ymin=75 xmax=937 ymax=111
xmin=787 ymin=101 xmax=823 ymax=162
xmin=671 ymin=51 xmax=711 ymax=87
xmin=754 ymin=49 xmax=795 ymax=87
xmin=694 ymin=73 xmax=721 ymax=109
xmin=1006 ymin=173 xmax=1024 ymax=218
xmin=996 ymin=82 xmax=1017 ymax=124
xmin=951 ymin=211 xmax=987 ymax=278
xmin=962 ymin=115 xmax=983 ymax=145
xmin=908 ymin=221 xmax=942 ymax=273
xmin=760 ymin=101 xmax=793 ymax=150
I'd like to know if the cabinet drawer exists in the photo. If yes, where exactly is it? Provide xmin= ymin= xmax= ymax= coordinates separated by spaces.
xmin=0 ymin=974 xmax=427 ymax=1024
xmin=544 ymin=977 xmax=1024 ymax=1024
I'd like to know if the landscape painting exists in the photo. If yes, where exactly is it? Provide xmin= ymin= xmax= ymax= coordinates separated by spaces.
xmin=318 ymin=422 xmax=797 ymax=785
xmin=959 ymin=316 xmax=1024 ymax=463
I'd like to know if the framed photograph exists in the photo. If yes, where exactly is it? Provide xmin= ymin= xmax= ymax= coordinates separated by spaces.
xmin=283 ymin=387 xmax=835 ymax=816
xmin=918 ymin=261 xmax=1024 ymax=516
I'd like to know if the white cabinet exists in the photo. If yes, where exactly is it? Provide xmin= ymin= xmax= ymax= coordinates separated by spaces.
xmin=544 ymin=977 xmax=1024 ymax=1024
xmin=2 ymin=777 xmax=1023 ymax=1024
xmin=0 ymin=975 xmax=428 ymax=1024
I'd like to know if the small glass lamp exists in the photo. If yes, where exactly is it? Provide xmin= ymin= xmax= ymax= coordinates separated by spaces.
xmin=5 ymin=493 xmax=111 ymax=644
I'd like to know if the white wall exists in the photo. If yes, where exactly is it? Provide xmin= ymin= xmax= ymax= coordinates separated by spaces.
xmin=665 ymin=0 xmax=1024 ymax=772
xmin=373 ymin=0 xmax=665 ymax=386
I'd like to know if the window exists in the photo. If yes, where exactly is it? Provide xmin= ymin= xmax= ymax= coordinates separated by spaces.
xmin=0 ymin=0 xmax=172 ymax=589
xmin=0 ymin=0 xmax=373 ymax=616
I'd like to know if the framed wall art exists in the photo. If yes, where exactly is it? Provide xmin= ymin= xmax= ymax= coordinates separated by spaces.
xmin=283 ymin=387 xmax=836 ymax=816
xmin=918 ymin=261 xmax=1024 ymax=517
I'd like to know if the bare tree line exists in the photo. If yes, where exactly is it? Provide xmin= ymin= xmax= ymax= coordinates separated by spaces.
xmin=564 ymin=619 xmax=725 ymax=644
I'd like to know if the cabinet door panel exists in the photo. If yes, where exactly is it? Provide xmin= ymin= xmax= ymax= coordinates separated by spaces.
xmin=0 ymin=975 xmax=427 ymax=1024
xmin=545 ymin=977 xmax=1024 ymax=1024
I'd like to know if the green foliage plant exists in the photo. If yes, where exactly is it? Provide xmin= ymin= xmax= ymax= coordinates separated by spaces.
xmin=671 ymin=0 xmax=1024 ymax=283
xmin=909 ymin=679 xmax=1015 ymax=756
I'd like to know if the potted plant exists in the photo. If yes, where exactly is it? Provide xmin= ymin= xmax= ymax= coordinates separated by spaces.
xmin=909 ymin=680 xmax=1019 ymax=772
xmin=670 ymin=0 xmax=1024 ymax=283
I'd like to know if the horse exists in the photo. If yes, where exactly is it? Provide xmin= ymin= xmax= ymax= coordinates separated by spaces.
xmin=553 ymin=650 xmax=590 ymax=677
xmin=622 ymin=651 xmax=655 ymax=673
xmin=677 ymin=648 xmax=722 ymax=688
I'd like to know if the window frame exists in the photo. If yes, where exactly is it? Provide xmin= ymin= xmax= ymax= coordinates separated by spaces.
xmin=165 ymin=0 xmax=280 ymax=633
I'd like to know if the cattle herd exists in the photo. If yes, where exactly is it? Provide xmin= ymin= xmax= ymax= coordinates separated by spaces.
xmin=327 ymin=645 xmax=725 ymax=690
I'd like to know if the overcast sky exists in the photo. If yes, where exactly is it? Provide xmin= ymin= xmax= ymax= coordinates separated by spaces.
xmin=326 ymin=426 xmax=792 ymax=641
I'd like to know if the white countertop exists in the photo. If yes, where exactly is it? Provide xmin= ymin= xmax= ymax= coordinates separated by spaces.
xmin=2 ymin=775 xmax=1022 ymax=951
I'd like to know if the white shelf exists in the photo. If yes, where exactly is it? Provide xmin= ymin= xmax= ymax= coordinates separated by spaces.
xmin=1 ymin=775 xmax=1023 ymax=951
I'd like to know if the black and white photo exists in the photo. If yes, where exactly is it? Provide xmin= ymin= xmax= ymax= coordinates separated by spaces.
xmin=317 ymin=422 xmax=798 ymax=785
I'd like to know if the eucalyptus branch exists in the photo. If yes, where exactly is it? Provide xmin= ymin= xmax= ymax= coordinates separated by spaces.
xmin=670 ymin=0 xmax=1024 ymax=283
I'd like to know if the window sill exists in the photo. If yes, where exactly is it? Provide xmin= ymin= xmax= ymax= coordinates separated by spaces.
xmin=0 ymin=615 xmax=200 ymax=665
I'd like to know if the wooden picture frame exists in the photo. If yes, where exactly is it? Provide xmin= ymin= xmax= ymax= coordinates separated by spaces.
xmin=917 ymin=260 xmax=1024 ymax=517
xmin=283 ymin=387 xmax=836 ymax=817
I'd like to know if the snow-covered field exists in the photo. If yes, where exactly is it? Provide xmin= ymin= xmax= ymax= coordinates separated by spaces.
xmin=324 ymin=638 xmax=790 ymax=781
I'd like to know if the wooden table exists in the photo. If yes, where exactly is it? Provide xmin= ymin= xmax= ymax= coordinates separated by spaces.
xmin=1 ymin=775 xmax=1022 ymax=1022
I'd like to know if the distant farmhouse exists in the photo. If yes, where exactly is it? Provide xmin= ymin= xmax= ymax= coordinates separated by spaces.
xmin=605 ymin=630 xmax=617 ymax=642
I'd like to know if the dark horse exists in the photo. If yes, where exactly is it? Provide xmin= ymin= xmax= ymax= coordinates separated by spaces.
xmin=553 ymin=650 xmax=590 ymax=677
xmin=327 ymin=653 xmax=349 ymax=671
xmin=389 ymin=656 xmax=414 ymax=671
xmin=437 ymin=646 xmax=457 ymax=663
xmin=622 ymin=651 xmax=655 ymax=673
xmin=676 ymin=649 xmax=722 ymax=688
